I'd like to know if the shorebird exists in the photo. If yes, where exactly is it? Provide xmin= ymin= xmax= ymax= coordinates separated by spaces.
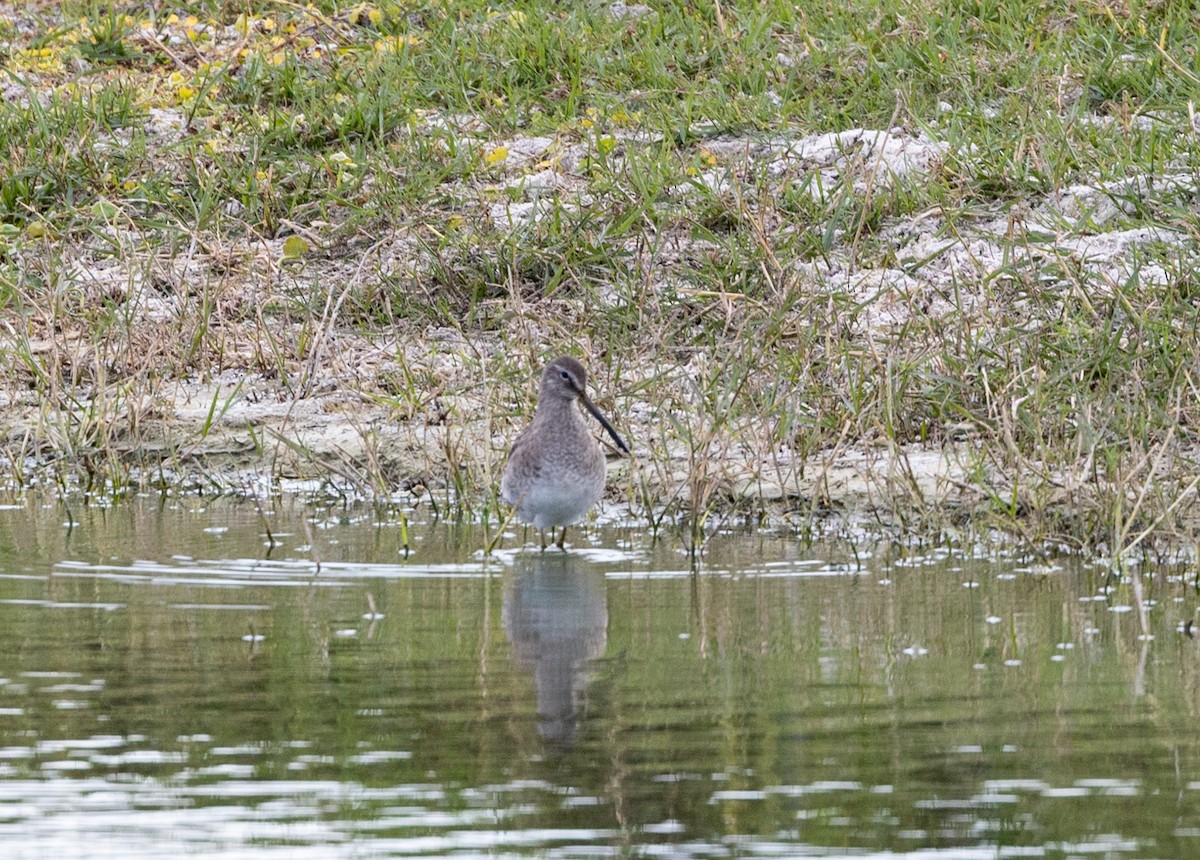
xmin=501 ymin=356 xmax=629 ymax=549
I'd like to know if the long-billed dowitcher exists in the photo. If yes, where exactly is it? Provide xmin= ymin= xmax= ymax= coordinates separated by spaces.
xmin=501 ymin=356 xmax=629 ymax=549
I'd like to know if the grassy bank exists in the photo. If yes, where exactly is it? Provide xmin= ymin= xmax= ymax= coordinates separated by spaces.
xmin=2 ymin=0 xmax=1200 ymax=558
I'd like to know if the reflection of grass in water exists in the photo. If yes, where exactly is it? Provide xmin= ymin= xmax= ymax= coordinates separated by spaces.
xmin=2 ymin=2 xmax=1200 ymax=558
xmin=0 ymin=500 xmax=1193 ymax=852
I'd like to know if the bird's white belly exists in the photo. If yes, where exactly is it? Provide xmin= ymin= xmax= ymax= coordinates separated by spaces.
xmin=510 ymin=471 xmax=604 ymax=529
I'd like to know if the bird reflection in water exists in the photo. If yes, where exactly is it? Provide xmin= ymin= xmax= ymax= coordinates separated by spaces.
xmin=502 ymin=552 xmax=608 ymax=747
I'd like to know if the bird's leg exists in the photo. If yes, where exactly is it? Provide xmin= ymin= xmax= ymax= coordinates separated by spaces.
xmin=556 ymin=527 xmax=567 ymax=550
xmin=539 ymin=529 xmax=548 ymax=551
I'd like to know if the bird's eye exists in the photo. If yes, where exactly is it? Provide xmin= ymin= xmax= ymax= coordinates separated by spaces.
xmin=560 ymin=371 xmax=571 ymax=381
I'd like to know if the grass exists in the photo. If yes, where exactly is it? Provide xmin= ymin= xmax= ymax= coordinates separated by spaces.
xmin=2 ymin=0 xmax=1200 ymax=558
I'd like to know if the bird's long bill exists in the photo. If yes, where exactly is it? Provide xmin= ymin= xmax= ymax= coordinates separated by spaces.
xmin=581 ymin=395 xmax=630 ymax=454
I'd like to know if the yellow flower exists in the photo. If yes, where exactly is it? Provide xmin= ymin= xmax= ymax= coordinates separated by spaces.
xmin=484 ymin=146 xmax=508 ymax=165
xmin=13 ymin=46 xmax=64 ymax=73
xmin=699 ymin=149 xmax=718 ymax=167
xmin=374 ymin=34 xmax=421 ymax=52
xmin=349 ymin=5 xmax=382 ymax=25
xmin=177 ymin=85 xmax=197 ymax=100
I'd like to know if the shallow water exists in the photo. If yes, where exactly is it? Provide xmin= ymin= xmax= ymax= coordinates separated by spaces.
xmin=0 ymin=498 xmax=1198 ymax=858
